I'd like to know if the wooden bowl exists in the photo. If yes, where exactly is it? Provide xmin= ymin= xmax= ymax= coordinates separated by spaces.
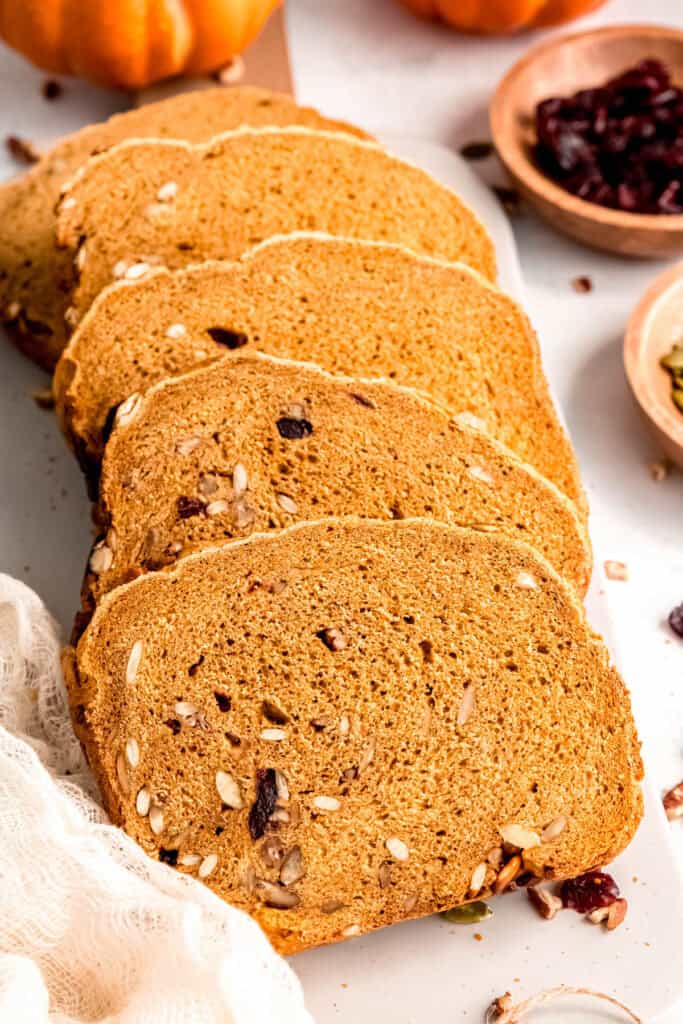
xmin=490 ymin=24 xmax=683 ymax=258
xmin=624 ymin=262 xmax=683 ymax=466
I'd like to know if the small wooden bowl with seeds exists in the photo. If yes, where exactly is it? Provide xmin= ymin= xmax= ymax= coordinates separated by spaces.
xmin=624 ymin=261 xmax=683 ymax=467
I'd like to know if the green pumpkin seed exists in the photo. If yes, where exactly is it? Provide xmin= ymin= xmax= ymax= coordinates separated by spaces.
xmin=440 ymin=901 xmax=493 ymax=924
xmin=660 ymin=345 xmax=683 ymax=374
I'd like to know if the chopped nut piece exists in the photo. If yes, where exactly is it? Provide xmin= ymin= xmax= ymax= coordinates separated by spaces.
xmin=604 ymin=560 xmax=628 ymax=581
xmin=587 ymin=905 xmax=610 ymax=924
xmin=175 ymin=435 xmax=201 ymax=456
xmin=274 ymin=769 xmax=289 ymax=803
xmin=467 ymin=464 xmax=494 ymax=484
xmin=516 ymin=571 xmax=538 ymax=589
xmin=206 ymin=499 xmax=230 ymax=517
xmin=500 ymin=824 xmax=541 ymax=850
xmin=487 ymin=846 xmax=504 ymax=869
xmin=280 ymin=846 xmax=304 ymax=886
xmin=166 ymin=322 xmax=187 ymax=339
xmin=316 ymin=627 xmax=347 ymax=652
xmin=321 ymin=899 xmax=345 ymax=914
xmin=260 ymin=837 xmax=286 ymax=868
xmin=378 ymin=861 xmax=392 ymax=888
xmin=663 ymin=780 xmax=683 ymax=820
xmin=494 ymin=854 xmax=522 ymax=894
xmin=31 ymin=386 xmax=55 ymax=410
xmin=342 ymin=923 xmax=361 ymax=938
xmin=156 ymin=181 xmax=178 ymax=202
xmin=89 ymin=540 xmax=113 ymax=575
xmin=6 ymin=135 xmax=40 ymax=163
xmin=262 ymin=700 xmax=289 ymax=725
xmin=528 ymin=886 xmax=563 ymax=920
xmin=649 ymin=459 xmax=670 ymax=482
xmin=253 ymin=877 xmax=300 ymax=909
xmin=607 ymin=898 xmax=628 ymax=931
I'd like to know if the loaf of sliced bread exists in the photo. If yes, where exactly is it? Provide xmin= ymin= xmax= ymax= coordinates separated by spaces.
xmin=0 ymin=87 xmax=368 ymax=369
xmin=55 ymin=128 xmax=496 ymax=329
xmin=55 ymin=234 xmax=583 ymax=516
xmin=82 ymin=353 xmax=590 ymax=622
xmin=64 ymin=517 xmax=642 ymax=954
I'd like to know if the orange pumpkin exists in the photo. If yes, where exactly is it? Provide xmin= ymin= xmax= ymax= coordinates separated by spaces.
xmin=0 ymin=0 xmax=281 ymax=90
xmin=399 ymin=0 xmax=608 ymax=34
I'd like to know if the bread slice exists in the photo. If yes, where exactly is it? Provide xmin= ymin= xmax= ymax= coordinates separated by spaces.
xmin=82 ymin=353 xmax=590 ymax=623
xmin=55 ymin=234 xmax=583 ymax=516
xmin=64 ymin=517 xmax=642 ymax=954
xmin=0 ymin=87 xmax=368 ymax=370
xmin=55 ymin=127 xmax=496 ymax=330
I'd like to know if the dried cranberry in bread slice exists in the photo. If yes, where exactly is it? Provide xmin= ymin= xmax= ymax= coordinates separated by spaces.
xmin=82 ymin=352 xmax=590 ymax=622
xmin=0 ymin=87 xmax=368 ymax=370
xmin=64 ymin=517 xmax=642 ymax=954
xmin=55 ymin=126 xmax=496 ymax=330
xmin=54 ymin=234 xmax=582 ymax=517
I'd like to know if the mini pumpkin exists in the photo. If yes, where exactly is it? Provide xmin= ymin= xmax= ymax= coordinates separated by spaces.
xmin=0 ymin=0 xmax=281 ymax=90
xmin=398 ymin=0 xmax=608 ymax=34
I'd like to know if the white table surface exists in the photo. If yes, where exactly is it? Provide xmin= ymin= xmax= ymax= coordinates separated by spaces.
xmin=0 ymin=0 xmax=681 ymax=1017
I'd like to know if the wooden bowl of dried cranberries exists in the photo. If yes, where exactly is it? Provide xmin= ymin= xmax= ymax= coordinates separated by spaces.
xmin=490 ymin=24 xmax=683 ymax=257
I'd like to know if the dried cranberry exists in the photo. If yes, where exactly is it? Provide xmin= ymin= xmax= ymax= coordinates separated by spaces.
xmin=207 ymin=327 xmax=249 ymax=349
xmin=214 ymin=691 xmax=232 ymax=712
xmin=159 ymin=847 xmax=178 ymax=866
xmin=276 ymin=416 xmax=313 ymax=439
xmin=177 ymin=495 xmax=206 ymax=519
xmin=248 ymin=768 xmax=278 ymax=840
xmin=560 ymin=870 xmax=620 ymax=913
xmin=668 ymin=602 xmax=683 ymax=638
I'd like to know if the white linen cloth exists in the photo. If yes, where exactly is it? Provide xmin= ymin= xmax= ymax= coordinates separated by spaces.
xmin=0 ymin=574 xmax=313 ymax=1024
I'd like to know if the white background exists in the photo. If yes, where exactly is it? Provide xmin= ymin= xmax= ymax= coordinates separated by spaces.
xmin=0 ymin=0 xmax=680 ymax=1017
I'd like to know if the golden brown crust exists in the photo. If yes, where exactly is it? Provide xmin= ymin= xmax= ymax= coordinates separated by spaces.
xmin=69 ymin=518 xmax=642 ymax=954
xmin=0 ymin=87 xmax=369 ymax=369
xmin=54 ymin=235 xmax=584 ymax=516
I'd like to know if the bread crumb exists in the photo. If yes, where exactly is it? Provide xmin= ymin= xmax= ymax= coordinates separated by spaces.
xmin=571 ymin=275 xmax=593 ymax=293
xmin=604 ymin=560 xmax=628 ymax=581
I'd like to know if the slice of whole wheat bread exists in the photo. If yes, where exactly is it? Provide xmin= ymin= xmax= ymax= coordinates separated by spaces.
xmin=55 ymin=127 xmax=496 ymax=330
xmin=81 ymin=352 xmax=590 ymax=625
xmin=0 ymin=87 xmax=368 ymax=369
xmin=64 ymin=517 xmax=642 ymax=954
xmin=55 ymin=234 xmax=583 ymax=517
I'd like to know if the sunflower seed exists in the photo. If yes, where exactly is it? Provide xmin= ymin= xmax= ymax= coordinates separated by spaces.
xmin=136 ymin=786 xmax=151 ymax=816
xmin=469 ymin=861 xmax=487 ymax=893
xmin=198 ymin=853 xmax=218 ymax=879
xmin=541 ymin=816 xmax=567 ymax=843
xmin=269 ymin=808 xmax=290 ymax=824
xmin=385 ymin=836 xmax=409 ymax=862
xmin=339 ymin=715 xmax=350 ymax=736
xmin=233 ymin=462 xmax=248 ymax=496
xmin=277 ymin=493 xmax=298 ymax=514
xmin=402 ymin=894 xmax=418 ymax=914
xmin=260 ymin=728 xmax=287 ymax=742
xmin=166 ymin=322 xmax=187 ymax=339
xmin=157 ymin=181 xmax=178 ymax=202
xmin=61 ymin=196 xmax=76 ymax=211
xmin=125 ymin=262 xmax=151 ymax=280
xmin=115 ymin=393 xmax=141 ymax=429
xmin=175 ymin=435 xmax=201 ymax=456
xmin=179 ymin=852 xmax=202 ymax=868
xmin=457 ymin=685 xmax=475 ymax=726
xmin=467 ymin=465 xmax=493 ymax=485
xmin=125 ymin=737 xmax=140 ymax=769
xmin=89 ymin=541 xmax=113 ymax=575
xmin=516 ymin=571 xmax=538 ymax=590
xmin=115 ymin=751 xmax=131 ymax=796
xmin=76 ymin=242 xmax=87 ymax=271
xmin=126 ymin=640 xmax=143 ymax=684
xmin=275 ymin=769 xmax=290 ymax=803
xmin=280 ymin=846 xmax=304 ymax=886
xmin=149 ymin=804 xmax=165 ymax=835
xmin=313 ymin=795 xmax=340 ymax=811
xmin=500 ymin=824 xmax=541 ymax=850
xmin=206 ymin=499 xmax=230 ymax=517
xmin=216 ymin=770 xmax=243 ymax=809
xmin=112 ymin=260 xmax=129 ymax=278
xmin=253 ymin=877 xmax=299 ymax=909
